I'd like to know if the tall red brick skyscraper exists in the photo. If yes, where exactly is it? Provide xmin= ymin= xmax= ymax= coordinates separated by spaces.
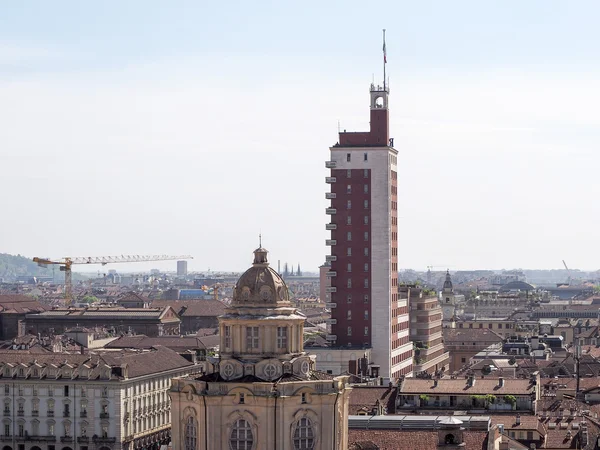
xmin=324 ymin=78 xmax=412 ymax=380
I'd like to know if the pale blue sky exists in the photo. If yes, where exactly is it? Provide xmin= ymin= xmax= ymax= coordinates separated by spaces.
xmin=1 ymin=1 xmax=599 ymax=273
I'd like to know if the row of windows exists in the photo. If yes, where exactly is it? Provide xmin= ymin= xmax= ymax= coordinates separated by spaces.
xmin=345 ymin=279 xmax=369 ymax=288
xmin=344 ymin=247 xmax=369 ymax=257
xmin=343 ymin=215 xmax=370 ymax=226
xmin=392 ymin=321 xmax=409 ymax=333
xmin=344 ymin=294 xmax=370 ymax=304
xmin=345 ymin=200 xmax=369 ymax=210
xmin=393 ymin=306 xmax=408 ymax=317
xmin=345 ymin=184 xmax=369 ymax=194
xmin=392 ymin=335 xmax=410 ymax=350
xmin=185 ymin=417 xmax=315 ymax=450
xmin=346 ymin=153 xmax=369 ymax=163
xmin=457 ymin=322 xmax=513 ymax=329
xmin=344 ymin=169 xmax=370 ymax=178
xmin=344 ymin=262 xmax=369 ymax=272
xmin=3 ymin=420 xmax=110 ymax=439
xmin=345 ymin=310 xmax=369 ymax=320
xmin=391 ymin=200 xmax=397 ymax=211
xmin=345 ymin=231 xmax=369 ymax=241
xmin=392 ymin=363 xmax=412 ymax=379
xmin=347 ymin=326 xmax=369 ymax=337
xmin=223 ymin=326 xmax=288 ymax=351
xmin=2 ymin=385 xmax=107 ymax=398
xmin=392 ymin=351 xmax=413 ymax=366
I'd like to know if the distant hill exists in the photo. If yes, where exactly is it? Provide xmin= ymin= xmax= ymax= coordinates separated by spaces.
xmin=0 ymin=253 xmax=49 ymax=281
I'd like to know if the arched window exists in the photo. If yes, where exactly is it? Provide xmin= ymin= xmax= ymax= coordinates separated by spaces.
xmin=184 ymin=416 xmax=197 ymax=450
xmin=229 ymin=419 xmax=253 ymax=450
xmin=293 ymin=417 xmax=315 ymax=449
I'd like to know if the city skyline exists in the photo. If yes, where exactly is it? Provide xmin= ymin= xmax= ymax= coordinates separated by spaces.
xmin=2 ymin=1 xmax=600 ymax=273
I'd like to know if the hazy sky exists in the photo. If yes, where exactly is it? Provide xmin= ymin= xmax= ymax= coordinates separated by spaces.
xmin=1 ymin=1 xmax=599 ymax=274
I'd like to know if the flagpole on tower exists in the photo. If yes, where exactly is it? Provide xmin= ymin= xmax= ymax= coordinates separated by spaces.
xmin=383 ymin=28 xmax=387 ymax=91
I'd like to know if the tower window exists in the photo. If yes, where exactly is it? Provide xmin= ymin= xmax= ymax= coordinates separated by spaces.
xmin=347 ymin=279 xmax=352 ymax=288
xmin=347 ymin=310 xmax=352 ymax=320
xmin=364 ymin=279 xmax=369 ymax=288
xmin=277 ymin=327 xmax=287 ymax=349
xmin=364 ymin=326 xmax=369 ymax=336
xmin=346 ymin=184 xmax=351 ymax=193
xmin=364 ymin=153 xmax=368 ymax=161
xmin=364 ymin=200 xmax=369 ymax=209
xmin=246 ymin=327 xmax=259 ymax=350
xmin=364 ymin=263 xmax=369 ymax=272
xmin=364 ymin=216 xmax=369 ymax=225
xmin=346 ymin=215 xmax=351 ymax=225
xmin=224 ymin=326 xmax=231 ymax=348
xmin=239 ymin=393 xmax=245 ymax=404
xmin=347 ymin=231 xmax=352 ymax=241
xmin=347 ymin=200 xmax=351 ymax=210
xmin=347 ymin=247 xmax=352 ymax=256
xmin=347 ymin=295 xmax=352 ymax=304
xmin=347 ymin=327 xmax=352 ymax=336
xmin=364 ymin=247 xmax=369 ymax=256
xmin=347 ymin=153 xmax=351 ymax=162
xmin=364 ymin=310 xmax=369 ymax=320
xmin=363 ymin=169 xmax=369 ymax=178
xmin=346 ymin=169 xmax=351 ymax=178
xmin=301 ymin=393 xmax=307 ymax=404
xmin=364 ymin=232 xmax=369 ymax=241
xmin=347 ymin=263 xmax=352 ymax=272
xmin=364 ymin=295 xmax=369 ymax=303
xmin=364 ymin=184 xmax=368 ymax=193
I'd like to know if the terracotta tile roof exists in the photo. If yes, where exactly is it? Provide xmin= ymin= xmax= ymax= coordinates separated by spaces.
xmin=349 ymin=387 xmax=397 ymax=415
xmin=348 ymin=430 xmax=487 ymax=450
xmin=105 ymin=334 xmax=219 ymax=351
xmin=400 ymin=378 xmax=535 ymax=396
xmin=151 ymin=299 xmax=226 ymax=317
xmin=0 ymin=295 xmax=48 ymax=314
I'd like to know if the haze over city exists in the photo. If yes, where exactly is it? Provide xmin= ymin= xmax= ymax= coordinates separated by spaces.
xmin=1 ymin=1 xmax=599 ymax=273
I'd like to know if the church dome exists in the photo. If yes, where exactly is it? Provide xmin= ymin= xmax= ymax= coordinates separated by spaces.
xmin=231 ymin=247 xmax=290 ymax=306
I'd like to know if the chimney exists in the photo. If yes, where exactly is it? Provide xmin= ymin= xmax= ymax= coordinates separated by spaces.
xmin=516 ymin=414 xmax=521 ymax=426
xmin=498 ymin=377 xmax=504 ymax=387
xmin=467 ymin=375 xmax=475 ymax=387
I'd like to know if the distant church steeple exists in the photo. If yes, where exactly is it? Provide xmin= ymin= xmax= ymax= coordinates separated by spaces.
xmin=443 ymin=270 xmax=453 ymax=293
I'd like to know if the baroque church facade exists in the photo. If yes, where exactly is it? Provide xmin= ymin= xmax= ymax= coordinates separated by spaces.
xmin=170 ymin=247 xmax=351 ymax=450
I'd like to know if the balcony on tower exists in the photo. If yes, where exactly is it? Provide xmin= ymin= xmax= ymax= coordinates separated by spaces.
xmin=325 ymin=177 xmax=337 ymax=183
xmin=325 ymin=223 xmax=337 ymax=230
xmin=325 ymin=239 xmax=337 ymax=246
xmin=326 ymin=334 xmax=337 ymax=341
xmin=326 ymin=271 xmax=337 ymax=277
xmin=325 ymin=319 xmax=337 ymax=325
xmin=325 ymin=192 xmax=336 ymax=199
xmin=325 ymin=287 xmax=337 ymax=293
xmin=325 ymin=208 xmax=337 ymax=215
xmin=325 ymin=303 xmax=337 ymax=308
xmin=325 ymin=161 xmax=337 ymax=168
xmin=325 ymin=255 xmax=337 ymax=262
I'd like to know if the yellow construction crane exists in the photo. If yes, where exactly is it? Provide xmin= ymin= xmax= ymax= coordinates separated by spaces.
xmin=33 ymin=255 xmax=193 ymax=303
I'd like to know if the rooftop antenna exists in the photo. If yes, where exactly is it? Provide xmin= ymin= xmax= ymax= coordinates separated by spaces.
xmin=259 ymin=233 xmax=262 ymax=248
xmin=337 ymin=120 xmax=341 ymax=134
xmin=382 ymin=28 xmax=387 ymax=91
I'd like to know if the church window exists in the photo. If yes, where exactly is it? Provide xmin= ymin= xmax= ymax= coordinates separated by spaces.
xmin=185 ymin=416 xmax=197 ymax=450
xmin=293 ymin=417 xmax=315 ymax=450
xmin=301 ymin=393 xmax=307 ymax=404
xmin=277 ymin=327 xmax=287 ymax=349
xmin=239 ymin=394 xmax=245 ymax=405
xmin=229 ymin=419 xmax=253 ymax=450
xmin=246 ymin=327 xmax=259 ymax=350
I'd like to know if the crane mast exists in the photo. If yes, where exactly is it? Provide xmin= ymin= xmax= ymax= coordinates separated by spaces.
xmin=33 ymin=254 xmax=193 ymax=304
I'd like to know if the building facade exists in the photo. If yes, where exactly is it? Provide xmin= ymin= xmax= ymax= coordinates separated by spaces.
xmin=407 ymin=287 xmax=449 ymax=375
xmin=0 ymin=346 xmax=202 ymax=450
xmin=170 ymin=247 xmax=351 ymax=450
xmin=325 ymin=81 xmax=412 ymax=380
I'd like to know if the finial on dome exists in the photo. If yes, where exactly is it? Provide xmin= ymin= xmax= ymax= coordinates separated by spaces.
xmin=259 ymin=233 xmax=262 ymax=248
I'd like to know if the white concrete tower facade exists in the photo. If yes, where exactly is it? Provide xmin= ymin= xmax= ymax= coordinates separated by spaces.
xmin=324 ymin=81 xmax=412 ymax=380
